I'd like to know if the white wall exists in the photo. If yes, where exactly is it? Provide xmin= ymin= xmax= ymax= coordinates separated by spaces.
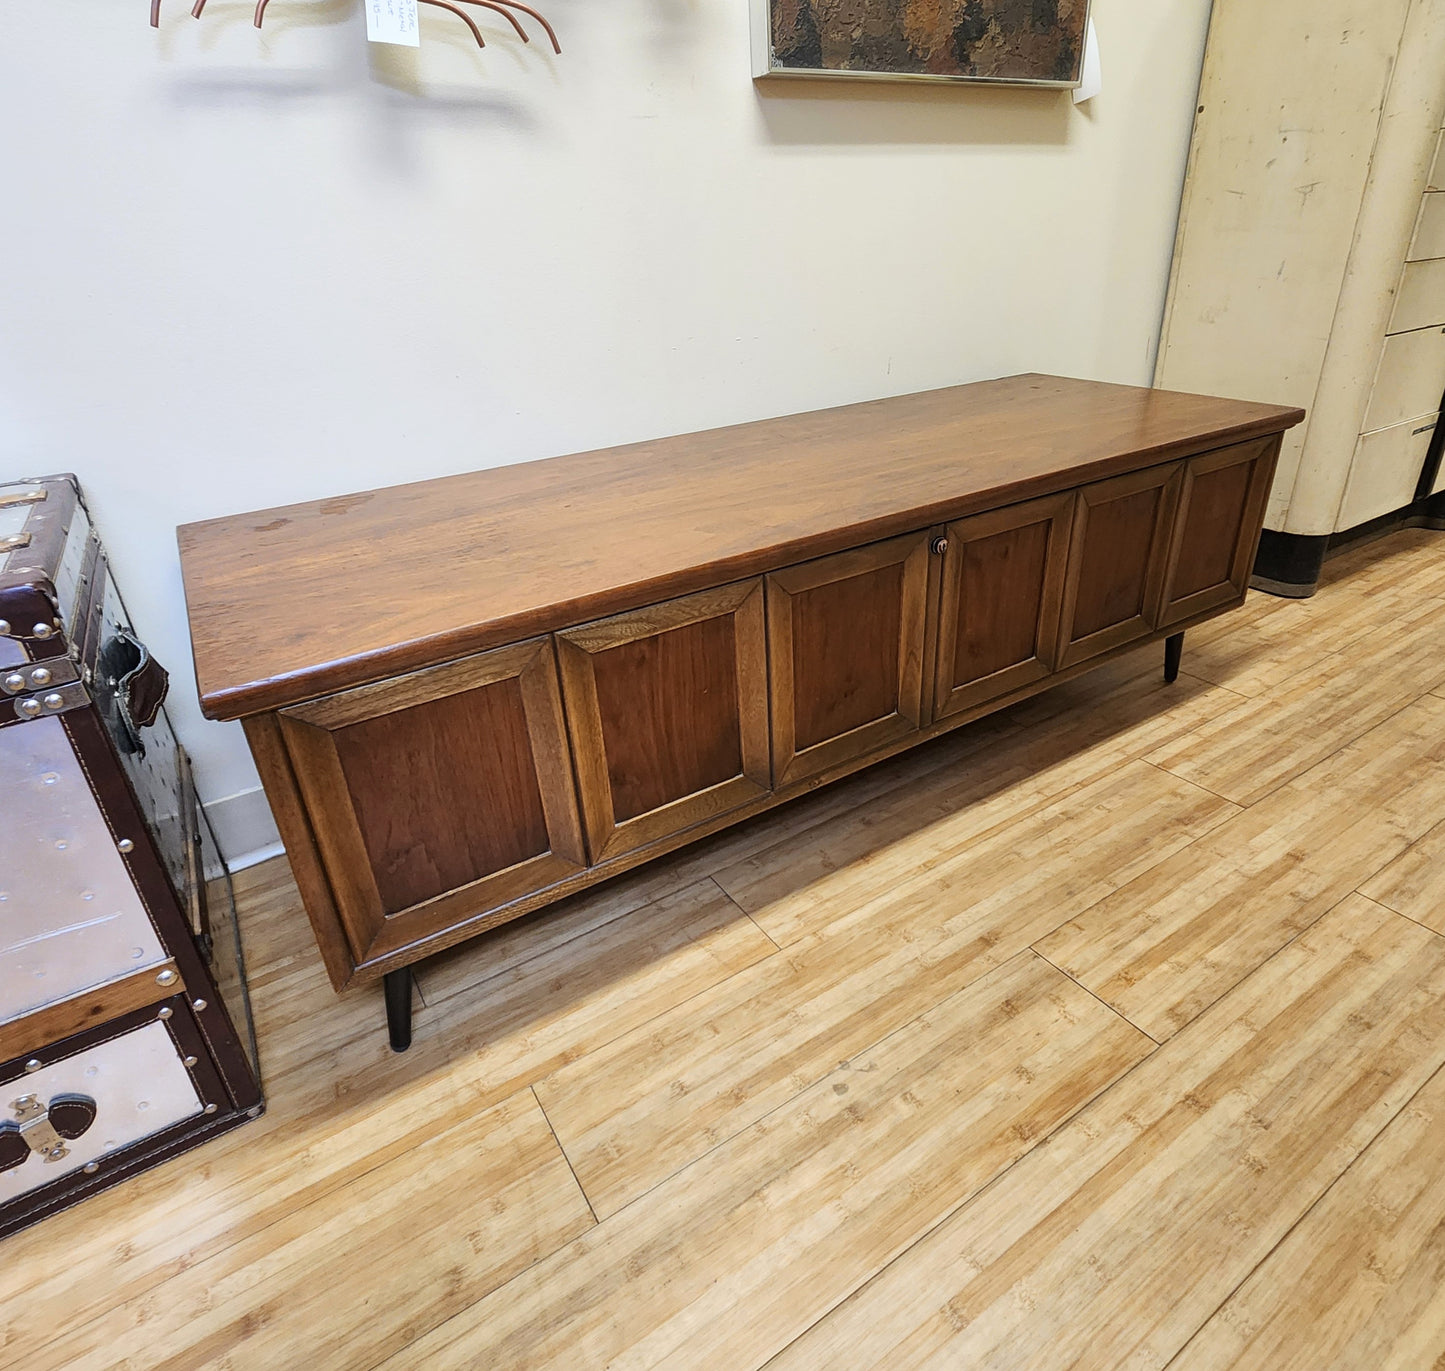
xmin=0 ymin=0 xmax=1211 ymax=862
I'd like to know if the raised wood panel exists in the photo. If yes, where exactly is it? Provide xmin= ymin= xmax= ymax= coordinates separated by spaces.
xmin=276 ymin=638 xmax=586 ymax=968
xmin=1168 ymin=461 xmax=1250 ymax=593
xmin=592 ymin=616 xmax=743 ymax=824
xmin=350 ymin=597 xmax=1254 ymax=982
xmin=557 ymin=581 xmax=770 ymax=863
xmin=241 ymin=713 xmax=357 ymax=990
xmin=1158 ymin=437 xmax=1277 ymax=628
xmin=1056 ymin=464 xmax=1181 ymax=668
xmin=767 ymin=533 xmax=929 ymax=786
xmin=792 ymin=566 xmax=901 ymax=748
xmin=932 ymin=491 xmax=1074 ymax=721
xmin=331 ymin=678 xmax=550 ymax=913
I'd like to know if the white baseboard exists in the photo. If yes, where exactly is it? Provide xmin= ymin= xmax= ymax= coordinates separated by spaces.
xmin=203 ymin=786 xmax=284 ymax=871
xmin=228 ymin=840 xmax=287 ymax=872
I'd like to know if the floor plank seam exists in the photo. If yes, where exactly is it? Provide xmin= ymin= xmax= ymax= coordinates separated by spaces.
xmin=1101 ymin=882 xmax=1391 ymax=1050
xmin=411 ymin=903 xmax=791 ymax=1104
xmin=527 ymin=762 xmax=1240 ymax=1228
xmin=531 ymin=1086 xmax=601 ymax=1228
xmin=1138 ymin=756 xmax=1244 ymax=809
xmin=1029 ymin=946 xmax=1165 ymax=1047
xmin=1348 ymin=890 xmax=1445 ymax=943
xmin=343 ymin=1099 xmax=603 ymax=1371
xmin=1158 ymin=1055 xmax=1445 ymax=1371
xmin=1170 ymin=666 xmax=1256 ymax=701
xmin=1148 ymin=678 xmax=1445 ymax=814
xmin=751 ymin=982 xmax=1160 ymax=1371
xmin=1347 ymin=809 xmax=1445 ymax=931
xmin=784 ymin=753 xmax=1227 ymax=942
xmin=420 ymin=726 xmax=1020 ymax=1008
xmin=761 ymin=890 xmax=1445 ymax=1371
xmin=416 ymin=893 xmax=679 ymax=1014
xmin=700 ymin=723 xmax=1029 ymax=893
xmin=722 ymin=687 xmax=1257 ymax=947
xmin=708 ymin=875 xmax=784 ymax=951
xmin=544 ymin=946 xmax=1102 ymax=1234
xmin=22 ymin=1089 xmax=578 ymax=1371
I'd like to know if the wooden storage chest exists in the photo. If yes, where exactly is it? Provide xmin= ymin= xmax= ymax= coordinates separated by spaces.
xmin=178 ymin=375 xmax=1304 ymax=1047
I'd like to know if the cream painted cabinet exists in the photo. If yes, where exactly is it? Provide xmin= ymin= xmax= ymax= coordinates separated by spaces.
xmin=1156 ymin=0 xmax=1445 ymax=592
xmin=1338 ymin=418 xmax=1440 ymax=530
xmin=1364 ymin=327 xmax=1445 ymax=431
xmin=1408 ymin=191 xmax=1445 ymax=260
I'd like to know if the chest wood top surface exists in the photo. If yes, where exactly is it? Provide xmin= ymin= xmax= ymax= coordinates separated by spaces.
xmin=178 ymin=373 xmax=1304 ymax=719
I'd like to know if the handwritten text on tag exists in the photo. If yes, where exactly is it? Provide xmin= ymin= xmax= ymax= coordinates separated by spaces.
xmin=365 ymin=0 xmax=420 ymax=46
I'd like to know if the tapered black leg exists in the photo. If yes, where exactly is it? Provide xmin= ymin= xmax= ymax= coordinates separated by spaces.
xmin=1164 ymin=631 xmax=1184 ymax=684
xmin=384 ymin=968 xmax=413 ymax=1053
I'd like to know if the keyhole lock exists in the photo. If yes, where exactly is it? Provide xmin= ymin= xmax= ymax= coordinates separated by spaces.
xmin=930 ymin=535 xmax=949 ymax=556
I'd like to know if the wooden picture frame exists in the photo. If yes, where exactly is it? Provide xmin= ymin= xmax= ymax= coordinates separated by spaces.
xmin=751 ymin=0 xmax=1092 ymax=87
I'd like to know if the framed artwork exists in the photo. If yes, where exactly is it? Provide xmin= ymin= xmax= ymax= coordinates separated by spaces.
xmin=751 ymin=0 xmax=1091 ymax=87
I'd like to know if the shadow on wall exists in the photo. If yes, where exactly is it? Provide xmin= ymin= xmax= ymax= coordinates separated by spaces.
xmin=157 ymin=0 xmax=550 ymax=124
xmin=754 ymin=77 xmax=1075 ymax=148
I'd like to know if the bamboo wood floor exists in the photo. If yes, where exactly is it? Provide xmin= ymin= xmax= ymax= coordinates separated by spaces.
xmin=9 ymin=528 xmax=1445 ymax=1370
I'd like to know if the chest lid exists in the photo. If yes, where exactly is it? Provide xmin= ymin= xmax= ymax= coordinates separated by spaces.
xmin=177 ymin=376 xmax=1306 ymax=720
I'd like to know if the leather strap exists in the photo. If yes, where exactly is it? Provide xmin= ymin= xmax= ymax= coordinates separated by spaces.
xmin=97 ymin=629 xmax=170 ymax=753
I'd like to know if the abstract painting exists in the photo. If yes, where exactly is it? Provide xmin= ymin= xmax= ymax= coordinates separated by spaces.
xmin=753 ymin=0 xmax=1090 ymax=86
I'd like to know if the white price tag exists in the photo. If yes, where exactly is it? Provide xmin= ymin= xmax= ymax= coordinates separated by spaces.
xmin=365 ymin=0 xmax=420 ymax=46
